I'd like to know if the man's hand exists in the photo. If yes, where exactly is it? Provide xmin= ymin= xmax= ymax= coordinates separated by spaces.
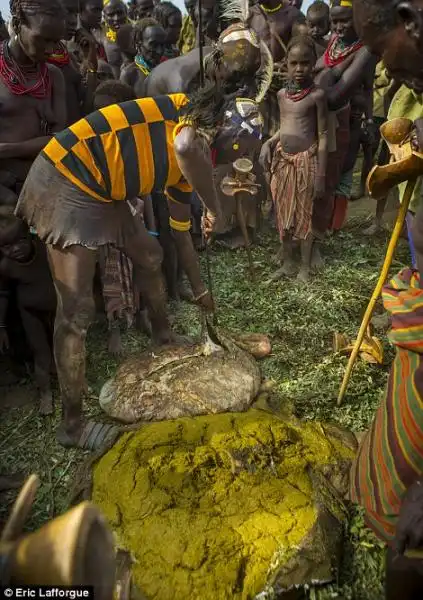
xmin=201 ymin=210 xmax=217 ymax=241
xmin=0 ymin=328 xmax=9 ymax=354
xmin=259 ymin=142 xmax=272 ymax=171
xmin=194 ymin=290 xmax=215 ymax=313
xmin=395 ymin=480 xmax=423 ymax=554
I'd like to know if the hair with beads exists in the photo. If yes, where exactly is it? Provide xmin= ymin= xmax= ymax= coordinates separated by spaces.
xmin=152 ymin=1 xmax=181 ymax=29
xmin=10 ymin=0 xmax=66 ymax=33
xmin=133 ymin=16 xmax=161 ymax=46
xmin=95 ymin=79 xmax=136 ymax=102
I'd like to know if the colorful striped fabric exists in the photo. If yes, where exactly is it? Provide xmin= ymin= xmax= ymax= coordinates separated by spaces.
xmin=42 ymin=93 xmax=192 ymax=204
xmin=270 ymin=141 xmax=317 ymax=241
xmin=350 ymin=268 xmax=423 ymax=543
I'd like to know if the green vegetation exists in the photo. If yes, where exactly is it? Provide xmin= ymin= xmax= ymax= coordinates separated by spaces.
xmin=0 ymin=208 xmax=408 ymax=599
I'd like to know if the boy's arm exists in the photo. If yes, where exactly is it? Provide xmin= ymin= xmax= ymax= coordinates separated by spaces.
xmin=174 ymin=125 xmax=222 ymax=222
xmin=327 ymin=48 xmax=377 ymax=108
xmin=362 ymin=61 xmax=376 ymax=121
xmin=315 ymin=90 xmax=329 ymax=198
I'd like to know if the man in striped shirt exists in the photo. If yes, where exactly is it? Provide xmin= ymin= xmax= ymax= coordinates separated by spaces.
xmin=15 ymin=86 xmax=265 ymax=449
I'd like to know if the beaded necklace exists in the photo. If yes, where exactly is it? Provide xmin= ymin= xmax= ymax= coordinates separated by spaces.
xmin=105 ymin=26 xmax=117 ymax=43
xmin=46 ymin=42 xmax=70 ymax=68
xmin=284 ymin=80 xmax=314 ymax=102
xmin=135 ymin=54 xmax=152 ymax=76
xmin=260 ymin=3 xmax=282 ymax=13
xmin=0 ymin=41 xmax=51 ymax=99
xmin=324 ymin=34 xmax=363 ymax=68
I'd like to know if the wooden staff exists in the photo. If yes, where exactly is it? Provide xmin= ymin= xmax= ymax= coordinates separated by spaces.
xmin=236 ymin=192 xmax=255 ymax=281
xmin=337 ymin=177 xmax=417 ymax=406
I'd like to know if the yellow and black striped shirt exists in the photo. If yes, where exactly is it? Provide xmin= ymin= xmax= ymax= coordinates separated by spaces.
xmin=42 ymin=93 xmax=192 ymax=204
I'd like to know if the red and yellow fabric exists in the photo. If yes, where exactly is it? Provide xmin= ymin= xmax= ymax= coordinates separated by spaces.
xmin=350 ymin=268 xmax=423 ymax=543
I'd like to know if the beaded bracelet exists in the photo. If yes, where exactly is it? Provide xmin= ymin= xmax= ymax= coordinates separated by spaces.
xmin=193 ymin=290 xmax=209 ymax=302
xmin=148 ymin=230 xmax=159 ymax=237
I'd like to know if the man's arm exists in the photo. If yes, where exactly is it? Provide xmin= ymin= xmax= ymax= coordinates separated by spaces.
xmin=174 ymin=125 xmax=222 ymax=221
xmin=315 ymin=89 xmax=329 ymax=184
xmin=362 ymin=61 xmax=376 ymax=121
xmin=327 ymin=48 xmax=377 ymax=108
xmin=0 ymin=65 xmax=66 ymax=159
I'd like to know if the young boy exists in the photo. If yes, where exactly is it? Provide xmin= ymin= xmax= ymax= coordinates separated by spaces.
xmin=306 ymin=0 xmax=330 ymax=57
xmin=260 ymin=37 xmax=328 ymax=282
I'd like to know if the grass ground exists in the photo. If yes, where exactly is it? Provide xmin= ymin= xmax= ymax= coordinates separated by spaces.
xmin=0 ymin=194 xmax=408 ymax=599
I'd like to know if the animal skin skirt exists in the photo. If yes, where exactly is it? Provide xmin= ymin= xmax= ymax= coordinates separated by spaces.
xmin=15 ymin=154 xmax=139 ymax=249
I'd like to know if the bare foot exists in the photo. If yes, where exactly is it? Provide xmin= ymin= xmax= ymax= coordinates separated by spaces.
xmin=311 ymin=245 xmax=323 ymax=271
xmin=56 ymin=419 xmax=83 ymax=448
xmin=39 ymin=388 xmax=53 ymax=416
xmin=363 ymin=221 xmax=383 ymax=236
xmin=265 ymin=261 xmax=296 ymax=283
xmin=297 ymin=267 xmax=311 ymax=283
xmin=108 ymin=327 xmax=123 ymax=356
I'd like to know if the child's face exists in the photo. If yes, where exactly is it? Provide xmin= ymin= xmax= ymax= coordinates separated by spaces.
xmin=292 ymin=22 xmax=309 ymax=38
xmin=287 ymin=45 xmax=314 ymax=85
xmin=306 ymin=13 xmax=329 ymax=40
xmin=331 ymin=6 xmax=356 ymax=43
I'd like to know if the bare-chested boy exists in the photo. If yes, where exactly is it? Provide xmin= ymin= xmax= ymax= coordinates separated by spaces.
xmin=260 ymin=37 xmax=328 ymax=282
xmin=306 ymin=0 xmax=330 ymax=58
xmin=122 ymin=18 xmax=165 ymax=97
xmin=77 ymin=0 xmax=107 ymax=62
xmin=311 ymin=0 xmax=376 ymax=249
xmin=102 ymin=0 xmax=128 ymax=77
xmin=153 ymin=1 xmax=182 ymax=60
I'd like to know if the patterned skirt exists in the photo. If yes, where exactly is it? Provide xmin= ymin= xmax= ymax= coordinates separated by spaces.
xmin=350 ymin=268 xmax=423 ymax=543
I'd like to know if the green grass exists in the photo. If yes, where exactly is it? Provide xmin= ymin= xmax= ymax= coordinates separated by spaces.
xmin=0 ymin=215 xmax=409 ymax=599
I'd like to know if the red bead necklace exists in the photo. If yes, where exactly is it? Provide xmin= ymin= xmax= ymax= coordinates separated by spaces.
xmin=0 ymin=40 xmax=51 ymax=98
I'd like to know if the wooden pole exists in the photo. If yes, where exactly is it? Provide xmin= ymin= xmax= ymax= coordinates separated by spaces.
xmin=337 ymin=178 xmax=417 ymax=406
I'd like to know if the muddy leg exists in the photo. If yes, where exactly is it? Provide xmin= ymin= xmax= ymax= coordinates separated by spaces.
xmin=121 ymin=219 xmax=173 ymax=345
xmin=268 ymin=232 xmax=296 ymax=281
xmin=297 ymin=236 xmax=313 ymax=282
xmin=152 ymin=192 xmax=179 ymax=299
xmin=19 ymin=306 xmax=53 ymax=415
xmin=47 ymin=245 xmax=97 ymax=446
xmin=108 ymin=317 xmax=123 ymax=356
xmin=281 ymin=232 xmax=296 ymax=275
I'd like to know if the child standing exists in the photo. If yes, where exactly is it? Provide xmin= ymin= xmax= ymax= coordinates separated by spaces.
xmin=306 ymin=1 xmax=330 ymax=57
xmin=260 ymin=37 xmax=328 ymax=282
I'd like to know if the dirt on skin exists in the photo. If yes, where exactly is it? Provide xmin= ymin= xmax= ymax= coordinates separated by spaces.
xmin=92 ymin=409 xmax=356 ymax=600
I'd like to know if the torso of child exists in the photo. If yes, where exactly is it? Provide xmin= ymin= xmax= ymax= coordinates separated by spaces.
xmin=277 ymin=88 xmax=323 ymax=154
